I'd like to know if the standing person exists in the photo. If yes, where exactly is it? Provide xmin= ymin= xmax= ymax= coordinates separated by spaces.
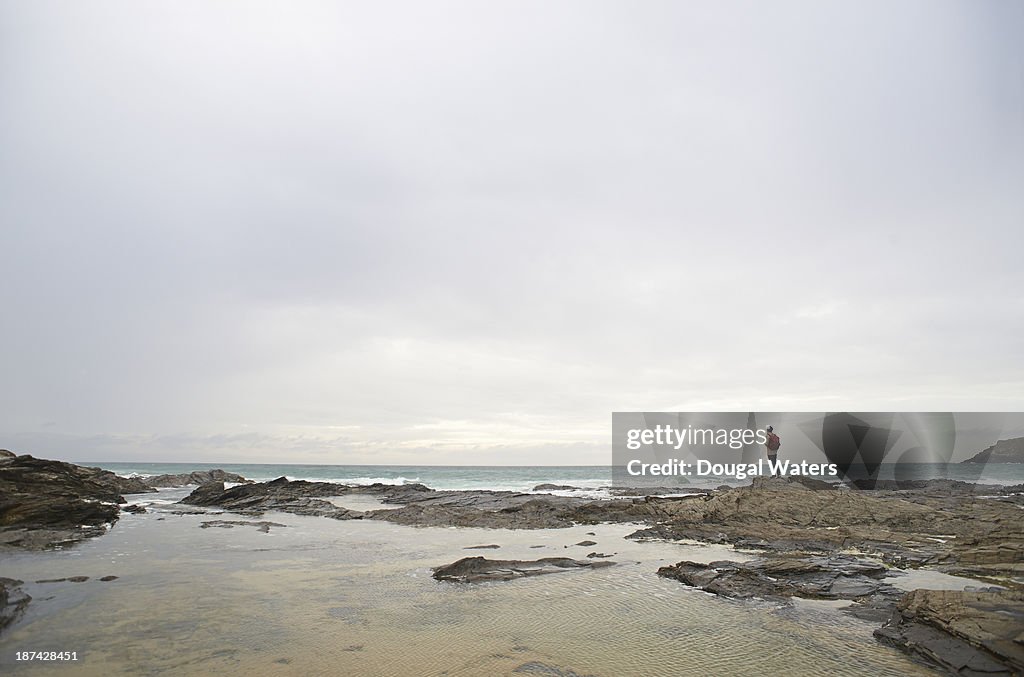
xmin=765 ymin=426 xmax=781 ymax=477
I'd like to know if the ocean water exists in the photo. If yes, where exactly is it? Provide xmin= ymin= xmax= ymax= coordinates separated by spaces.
xmin=87 ymin=462 xmax=1024 ymax=496
xmin=91 ymin=463 xmax=616 ymax=494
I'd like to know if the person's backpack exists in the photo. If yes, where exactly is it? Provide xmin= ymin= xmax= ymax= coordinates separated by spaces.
xmin=767 ymin=432 xmax=781 ymax=451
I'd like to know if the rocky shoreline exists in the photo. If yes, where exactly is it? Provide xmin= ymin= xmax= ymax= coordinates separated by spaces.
xmin=2 ymin=451 xmax=1023 ymax=675
xmin=0 ymin=452 xmax=152 ymax=550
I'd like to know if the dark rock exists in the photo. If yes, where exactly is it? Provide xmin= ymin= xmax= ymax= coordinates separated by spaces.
xmin=432 ymin=556 xmax=614 ymax=583
xmin=106 ymin=475 xmax=155 ymax=495
xmin=183 ymin=481 xmax=228 ymax=505
xmin=358 ymin=481 xmax=433 ymax=497
xmin=99 ymin=576 xmax=118 ymax=582
xmin=963 ymin=437 xmax=1024 ymax=464
xmin=0 ymin=450 xmax=16 ymax=459
xmin=0 ymin=454 xmax=156 ymax=550
xmin=143 ymin=469 xmax=253 ymax=488
xmin=199 ymin=520 xmax=287 ymax=533
xmin=586 ymin=552 xmax=613 ymax=558
xmin=657 ymin=554 xmax=901 ymax=618
xmin=0 ymin=578 xmax=31 ymax=633
xmin=123 ymin=504 xmax=147 ymax=514
xmin=532 ymin=484 xmax=579 ymax=492
xmin=464 ymin=544 xmax=501 ymax=549
xmin=180 ymin=479 xmax=364 ymax=519
xmin=67 ymin=576 xmax=89 ymax=582
xmin=574 ymin=540 xmax=597 ymax=547
xmin=35 ymin=578 xmax=68 ymax=583
xmin=874 ymin=589 xmax=1024 ymax=675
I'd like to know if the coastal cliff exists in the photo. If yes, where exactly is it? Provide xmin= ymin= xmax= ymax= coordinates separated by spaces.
xmin=962 ymin=436 xmax=1024 ymax=464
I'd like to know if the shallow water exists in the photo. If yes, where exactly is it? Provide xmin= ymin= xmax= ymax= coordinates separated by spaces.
xmin=0 ymin=491 xmax=947 ymax=676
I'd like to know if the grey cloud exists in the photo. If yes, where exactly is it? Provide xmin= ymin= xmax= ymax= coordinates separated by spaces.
xmin=1 ymin=1 xmax=1022 ymax=463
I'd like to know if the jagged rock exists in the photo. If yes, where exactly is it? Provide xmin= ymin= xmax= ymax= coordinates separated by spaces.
xmin=432 ymin=556 xmax=614 ymax=583
xmin=107 ymin=475 xmax=155 ymax=495
xmin=0 ymin=578 xmax=30 ymax=633
xmin=532 ymin=484 xmax=579 ymax=491
xmin=0 ymin=454 xmax=156 ymax=550
xmin=180 ymin=479 xmax=363 ymax=519
xmin=874 ymin=589 xmax=1024 ymax=675
xmin=123 ymin=504 xmax=147 ymax=514
xmin=183 ymin=481 xmax=228 ymax=505
xmin=143 ymin=469 xmax=253 ymax=488
xmin=963 ymin=437 xmax=1024 ymax=464
xmin=0 ymin=450 xmax=16 ymax=459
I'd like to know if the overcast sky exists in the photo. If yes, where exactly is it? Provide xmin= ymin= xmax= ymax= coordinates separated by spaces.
xmin=1 ymin=1 xmax=1021 ymax=464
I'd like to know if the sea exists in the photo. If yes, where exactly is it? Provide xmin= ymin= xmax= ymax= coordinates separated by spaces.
xmin=88 ymin=461 xmax=1024 ymax=496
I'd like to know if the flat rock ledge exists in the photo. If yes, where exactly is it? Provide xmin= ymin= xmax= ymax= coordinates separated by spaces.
xmin=199 ymin=520 xmax=287 ymax=533
xmin=874 ymin=589 xmax=1024 ymax=676
xmin=657 ymin=554 xmax=901 ymax=621
xmin=433 ymin=556 xmax=615 ymax=583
